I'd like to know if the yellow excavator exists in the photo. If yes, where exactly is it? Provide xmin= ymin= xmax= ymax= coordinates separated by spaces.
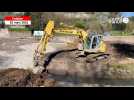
xmin=33 ymin=20 xmax=108 ymax=73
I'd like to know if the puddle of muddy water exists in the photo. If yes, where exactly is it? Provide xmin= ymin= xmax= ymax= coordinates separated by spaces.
xmin=0 ymin=55 xmax=14 ymax=69
xmin=47 ymin=73 xmax=134 ymax=87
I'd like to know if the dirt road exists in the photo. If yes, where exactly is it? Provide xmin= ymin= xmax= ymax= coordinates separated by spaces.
xmin=0 ymin=37 xmax=37 ymax=69
xmin=104 ymin=36 xmax=134 ymax=44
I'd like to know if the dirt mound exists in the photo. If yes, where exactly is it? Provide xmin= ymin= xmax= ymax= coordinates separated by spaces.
xmin=0 ymin=68 xmax=56 ymax=87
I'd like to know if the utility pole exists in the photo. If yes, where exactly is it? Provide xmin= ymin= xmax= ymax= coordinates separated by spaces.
xmin=40 ymin=15 xmax=44 ymax=31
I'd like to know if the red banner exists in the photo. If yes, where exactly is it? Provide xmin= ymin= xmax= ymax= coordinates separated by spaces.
xmin=4 ymin=16 xmax=31 ymax=21
xmin=4 ymin=16 xmax=31 ymax=25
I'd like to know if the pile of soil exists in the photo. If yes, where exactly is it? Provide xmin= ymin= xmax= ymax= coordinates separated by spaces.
xmin=0 ymin=68 xmax=56 ymax=87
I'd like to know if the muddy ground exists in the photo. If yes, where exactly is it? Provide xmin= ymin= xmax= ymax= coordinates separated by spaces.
xmin=0 ymin=68 xmax=56 ymax=87
xmin=1 ymin=33 xmax=134 ymax=86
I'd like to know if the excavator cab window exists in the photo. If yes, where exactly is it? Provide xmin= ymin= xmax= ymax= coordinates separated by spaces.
xmin=92 ymin=36 xmax=97 ymax=49
xmin=91 ymin=36 xmax=97 ymax=49
xmin=90 ymin=35 xmax=102 ymax=49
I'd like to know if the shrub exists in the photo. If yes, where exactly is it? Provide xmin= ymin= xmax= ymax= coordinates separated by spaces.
xmin=74 ymin=20 xmax=87 ymax=29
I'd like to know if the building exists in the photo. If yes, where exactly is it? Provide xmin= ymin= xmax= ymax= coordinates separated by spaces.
xmin=0 ymin=16 xmax=5 ymax=28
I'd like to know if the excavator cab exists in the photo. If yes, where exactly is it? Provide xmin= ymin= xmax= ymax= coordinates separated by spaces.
xmin=89 ymin=34 xmax=103 ymax=49
xmin=83 ymin=32 xmax=106 ymax=53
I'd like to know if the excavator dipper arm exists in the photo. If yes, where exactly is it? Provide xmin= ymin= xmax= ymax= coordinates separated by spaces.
xmin=33 ymin=20 xmax=54 ymax=67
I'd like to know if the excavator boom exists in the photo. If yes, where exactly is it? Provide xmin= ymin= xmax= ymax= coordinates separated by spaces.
xmin=36 ymin=20 xmax=88 ymax=56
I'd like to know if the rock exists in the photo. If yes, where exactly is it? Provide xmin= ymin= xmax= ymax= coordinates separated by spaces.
xmin=32 ymin=66 xmax=45 ymax=74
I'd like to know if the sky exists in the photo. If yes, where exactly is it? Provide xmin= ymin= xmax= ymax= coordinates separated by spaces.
xmin=120 ymin=12 xmax=134 ymax=17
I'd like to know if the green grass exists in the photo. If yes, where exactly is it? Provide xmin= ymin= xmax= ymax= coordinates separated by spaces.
xmin=104 ymin=63 xmax=134 ymax=79
xmin=109 ymin=63 xmax=134 ymax=71
xmin=111 ymin=31 xmax=134 ymax=36
xmin=8 ymin=27 xmax=31 ymax=31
